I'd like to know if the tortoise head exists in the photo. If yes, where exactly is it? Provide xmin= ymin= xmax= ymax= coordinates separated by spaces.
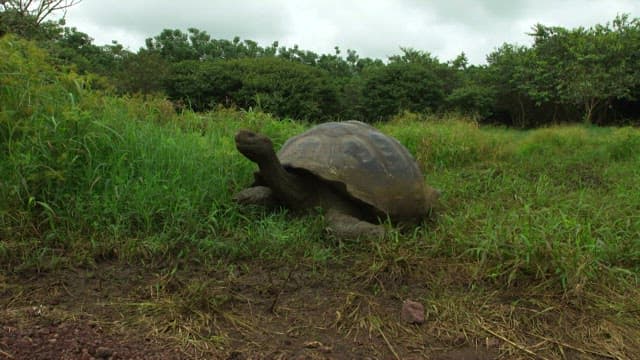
xmin=235 ymin=129 xmax=310 ymax=208
xmin=235 ymin=130 xmax=275 ymax=164
xmin=424 ymin=186 xmax=441 ymax=211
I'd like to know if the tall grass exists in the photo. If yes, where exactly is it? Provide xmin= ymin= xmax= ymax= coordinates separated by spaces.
xmin=0 ymin=37 xmax=323 ymax=270
xmin=1 ymin=37 xmax=639 ymax=293
xmin=386 ymin=119 xmax=640 ymax=289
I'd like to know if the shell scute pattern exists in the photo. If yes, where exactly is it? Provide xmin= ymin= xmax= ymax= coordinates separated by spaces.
xmin=277 ymin=121 xmax=429 ymax=220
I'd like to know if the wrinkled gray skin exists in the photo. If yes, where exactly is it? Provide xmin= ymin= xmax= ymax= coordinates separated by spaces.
xmin=233 ymin=123 xmax=438 ymax=239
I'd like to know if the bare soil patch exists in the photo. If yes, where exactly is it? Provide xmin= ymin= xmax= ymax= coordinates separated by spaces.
xmin=0 ymin=260 xmax=636 ymax=359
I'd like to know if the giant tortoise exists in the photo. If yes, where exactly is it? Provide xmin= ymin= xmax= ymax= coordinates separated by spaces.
xmin=233 ymin=120 xmax=439 ymax=239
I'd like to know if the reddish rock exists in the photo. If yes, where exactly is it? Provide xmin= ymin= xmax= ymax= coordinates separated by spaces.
xmin=401 ymin=300 xmax=425 ymax=324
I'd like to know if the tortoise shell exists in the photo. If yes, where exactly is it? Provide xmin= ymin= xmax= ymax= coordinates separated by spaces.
xmin=277 ymin=120 xmax=429 ymax=220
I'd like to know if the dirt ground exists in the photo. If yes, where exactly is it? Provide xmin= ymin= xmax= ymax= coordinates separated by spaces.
xmin=0 ymin=260 xmax=635 ymax=359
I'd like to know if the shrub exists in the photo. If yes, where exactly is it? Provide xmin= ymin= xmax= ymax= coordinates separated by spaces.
xmin=165 ymin=57 xmax=340 ymax=121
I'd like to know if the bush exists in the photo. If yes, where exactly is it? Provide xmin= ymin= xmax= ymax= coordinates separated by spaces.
xmin=1 ymin=35 xmax=85 ymax=214
xmin=166 ymin=57 xmax=340 ymax=121
xmin=360 ymin=62 xmax=446 ymax=121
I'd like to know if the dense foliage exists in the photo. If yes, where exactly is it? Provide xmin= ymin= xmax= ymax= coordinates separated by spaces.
xmin=487 ymin=16 xmax=640 ymax=126
xmin=165 ymin=57 xmax=340 ymax=120
xmin=1 ymin=7 xmax=640 ymax=127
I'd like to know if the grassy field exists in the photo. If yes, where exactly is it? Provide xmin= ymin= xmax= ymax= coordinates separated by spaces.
xmin=2 ymin=36 xmax=640 ymax=359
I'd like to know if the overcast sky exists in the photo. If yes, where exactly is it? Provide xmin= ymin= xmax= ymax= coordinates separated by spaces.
xmin=59 ymin=0 xmax=640 ymax=64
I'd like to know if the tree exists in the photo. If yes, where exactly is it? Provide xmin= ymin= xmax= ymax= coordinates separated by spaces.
xmin=165 ymin=58 xmax=340 ymax=120
xmin=529 ymin=16 xmax=640 ymax=124
xmin=485 ymin=44 xmax=538 ymax=126
xmin=361 ymin=61 xmax=445 ymax=121
xmin=445 ymin=64 xmax=496 ymax=119
xmin=115 ymin=50 xmax=169 ymax=94
xmin=145 ymin=29 xmax=199 ymax=62
xmin=450 ymin=52 xmax=469 ymax=70
xmin=0 ymin=1 xmax=68 ymax=39
xmin=389 ymin=47 xmax=439 ymax=65
xmin=0 ymin=0 xmax=81 ymax=24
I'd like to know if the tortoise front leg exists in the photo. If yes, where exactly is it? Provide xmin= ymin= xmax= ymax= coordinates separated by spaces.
xmin=233 ymin=186 xmax=278 ymax=208
xmin=324 ymin=209 xmax=385 ymax=240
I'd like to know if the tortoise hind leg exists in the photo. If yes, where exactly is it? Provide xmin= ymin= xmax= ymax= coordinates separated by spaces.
xmin=325 ymin=209 xmax=385 ymax=240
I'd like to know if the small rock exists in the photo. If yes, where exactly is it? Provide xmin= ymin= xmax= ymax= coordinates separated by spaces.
xmin=401 ymin=299 xmax=425 ymax=324
xmin=95 ymin=346 xmax=114 ymax=359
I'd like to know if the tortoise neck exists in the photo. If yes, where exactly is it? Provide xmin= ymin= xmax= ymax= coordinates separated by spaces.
xmin=256 ymin=151 xmax=310 ymax=209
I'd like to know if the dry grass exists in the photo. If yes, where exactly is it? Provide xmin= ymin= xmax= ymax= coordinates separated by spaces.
xmin=1 ymin=258 xmax=639 ymax=359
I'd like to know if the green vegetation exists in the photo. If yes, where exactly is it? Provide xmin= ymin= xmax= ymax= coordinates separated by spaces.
xmin=2 ymin=36 xmax=638 ymax=296
xmin=2 ymin=2 xmax=640 ymax=126
xmin=165 ymin=57 xmax=340 ymax=120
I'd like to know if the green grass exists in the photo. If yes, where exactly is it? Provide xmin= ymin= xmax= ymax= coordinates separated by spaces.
xmin=1 ymin=36 xmax=639 ymax=296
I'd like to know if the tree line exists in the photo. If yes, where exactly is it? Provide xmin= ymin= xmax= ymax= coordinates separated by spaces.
xmin=2 ymin=2 xmax=640 ymax=126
